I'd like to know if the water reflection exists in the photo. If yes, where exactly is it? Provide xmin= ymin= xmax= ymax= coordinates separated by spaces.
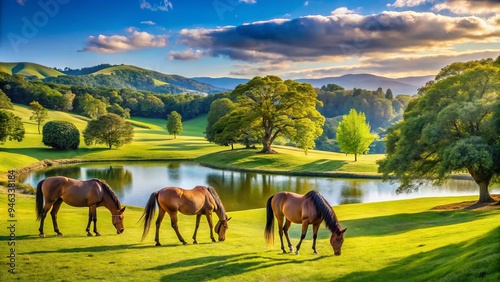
xmin=20 ymin=161 xmax=500 ymax=212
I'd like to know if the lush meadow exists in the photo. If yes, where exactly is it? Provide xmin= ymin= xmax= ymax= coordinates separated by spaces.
xmin=0 ymin=190 xmax=498 ymax=281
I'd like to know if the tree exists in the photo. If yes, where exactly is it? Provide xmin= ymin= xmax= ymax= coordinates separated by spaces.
xmin=0 ymin=110 xmax=25 ymax=144
xmin=231 ymin=75 xmax=325 ymax=153
xmin=212 ymin=108 xmax=261 ymax=149
xmin=83 ymin=113 xmax=134 ymax=149
xmin=320 ymin=83 xmax=344 ymax=92
xmin=0 ymin=89 xmax=13 ymax=109
xmin=377 ymin=57 xmax=500 ymax=204
xmin=206 ymin=98 xmax=235 ymax=142
xmin=79 ymin=94 xmax=107 ymax=119
xmin=385 ymin=88 xmax=393 ymax=100
xmin=336 ymin=109 xmax=376 ymax=161
xmin=29 ymin=101 xmax=48 ymax=134
xmin=42 ymin=121 xmax=80 ymax=149
xmin=166 ymin=111 xmax=183 ymax=139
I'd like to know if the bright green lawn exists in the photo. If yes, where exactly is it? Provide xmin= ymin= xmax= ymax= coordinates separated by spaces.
xmin=0 ymin=190 xmax=498 ymax=281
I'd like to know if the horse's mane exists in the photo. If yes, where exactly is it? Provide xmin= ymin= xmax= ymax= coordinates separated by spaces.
xmin=204 ymin=186 xmax=227 ymax=219
xmin=305 ymin=190 xmax=341 ymax=233
xmin=93 ymin=179 xmax=121 ymax=209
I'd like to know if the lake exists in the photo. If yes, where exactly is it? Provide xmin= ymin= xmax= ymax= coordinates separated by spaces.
xmin=19 ymin=161 xmax=500 ymax=212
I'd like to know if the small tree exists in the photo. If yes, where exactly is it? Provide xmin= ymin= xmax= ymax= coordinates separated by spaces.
xmin=166 ymin=111 xmax=183 ymax=139
xmin=83 ymin=113 xmax=134 ymax=149
xmin=29 ymin=101 xmax=48 ymax=134
xmin=42 ymin=121 xmax=80 ymax=149
xmin=0 ymin=89 xmax=13 ymax=109
xmin=385 ymin=88 xmax=393 ymax=100
xmin=336 ymin=109 xmax=377 ymax=161
xmin=0 ymin=110 xmax=25 ymax=144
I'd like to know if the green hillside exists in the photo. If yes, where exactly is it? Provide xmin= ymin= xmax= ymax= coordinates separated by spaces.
xmin=0 ymin=62 xmax=64 ymax=78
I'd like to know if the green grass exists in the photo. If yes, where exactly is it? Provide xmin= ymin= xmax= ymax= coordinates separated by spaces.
xmin=0 ymin=190 xmax=498 ymax=281
xmin=0 ymin=62 xmax=64 ymax=78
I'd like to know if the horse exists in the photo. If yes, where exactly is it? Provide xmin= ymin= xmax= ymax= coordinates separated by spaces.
xmin=36 ymin=176 xmax=126 ymax=237
xmin=264 ymin=190 xmax=346 ymax=255
xmin=140 ymin=185 xmax=231 ymax=246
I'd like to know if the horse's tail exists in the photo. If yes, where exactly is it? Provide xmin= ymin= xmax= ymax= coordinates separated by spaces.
xmin=264 ymin=195 xmax=275 ymax=247
xmin=140 ymin=191 xmax=158 ymax=241
xmin=35 ymin=179 xmax=45 ymax=221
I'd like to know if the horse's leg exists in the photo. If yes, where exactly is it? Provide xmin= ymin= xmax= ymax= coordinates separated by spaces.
xmin=50 ymin=198 xmax=64 ymax=236
xmin=276 ymin=216 xmax=286 ymax=254
xmin=89 ymin=205 xmax=100 ymax=236
xmin=192 ymin=214 xmax=202 ymax=244
xmin=85 ymin=209 xmax=93 ymax=236
xmin=39 ymin=201 xmax=54 ymax=237
xmin=205 ymin=212 xmax=216 ymax=243
xmin=283 ymin=219 xmax=294 ymax=253
xmin=154 ymin=208 xmax=166 ymax=246
xmin=295 ymin=220 xmax=309 ymax=255
xmin=311 ymin=223 xmax=320 ymax=254
xmin=169 ymin=212 xmax=187 ymax=245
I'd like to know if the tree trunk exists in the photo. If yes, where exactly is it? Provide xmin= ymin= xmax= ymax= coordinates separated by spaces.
xmin=468 ymin=168 xmax=494 ymax=203
xmin=260 ymin=134 xmax=276 ymax=153
xmin=354 ymin=153 xmax=358 ymax=162
xmin=231 ymin=143 xmax=234 ymax=150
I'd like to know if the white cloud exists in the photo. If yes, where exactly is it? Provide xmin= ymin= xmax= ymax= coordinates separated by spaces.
xmin=331 ymin=7 xmax=355 ymax=16
xmin=140 ymin=0 xmax=173 ymax=12
xmin=304 ymin=1 xmax=309 ymax=7
xmin=433 ymin=0 xmax=500 ymax=15
xmin=80 ymin=30 xmax=167 ymax=53
xmin=240 ymin=0 xmax=257 ymax=4
xmin=387 ymin=0 xmax=432 ymax=8
xmin=168 ymin=49 xmax=205 ymax=60
xmin=140 ymin=20 xmax=156 ymax=25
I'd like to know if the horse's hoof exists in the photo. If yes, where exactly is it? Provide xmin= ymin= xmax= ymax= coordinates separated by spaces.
xmin=57 ymin=233 xmax=63 ymax=237
xmin=193 ymin=241 xmax=198 ymax=244
xmin=39 ymin=234 xmax=46 ymax=238
xmin=295 ymin=251 xmax=300 ymax=255
xmin=155 ymin=242 xmax=161 ymax=246
xmin=87 ymin=232 xmax=93 ymax=236
xmin=182 ymin=241 xmax=188 ymax=245
xmin=95 ymin=233 xmax=101 ymax=236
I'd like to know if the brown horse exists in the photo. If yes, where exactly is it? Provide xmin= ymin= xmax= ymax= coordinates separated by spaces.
xmin=140 ymin=185 xmax=231 ymax=246
xmin=265 ymin=190 xmax=346 ymax=255
xmin=36 ymin=176 xmax=126 ymax=237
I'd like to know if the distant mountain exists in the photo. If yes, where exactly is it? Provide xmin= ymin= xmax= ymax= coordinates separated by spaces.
xmin=190 ymin=77 xmax=249 ymax=90
xmin=0 ymin=62 xmax=64 ymax=79
xmin=192 ymin=74 xmax=435 ymax=95
xmin=296 ymin=74 xmax=434 ymax=95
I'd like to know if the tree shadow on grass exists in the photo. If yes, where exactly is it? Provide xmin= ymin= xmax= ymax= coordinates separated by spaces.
xmin=146 ymin=252 xmax=327 ymax=282
xmin=336 ymin=226 xmax=500 ymax=282
xmin=1 ymin=147 xmax=109 ymax=160
xmin=296 ymin=159 xmax=346 ymax=172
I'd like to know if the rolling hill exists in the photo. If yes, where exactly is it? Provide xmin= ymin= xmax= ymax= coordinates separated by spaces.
xmin=0 ymin=62 xmax=64 ymax=79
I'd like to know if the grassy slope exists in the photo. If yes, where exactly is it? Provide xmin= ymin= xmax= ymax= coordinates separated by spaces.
xmin=0 ymin=190 xmax=498 ymax=281
xmin=0 ymin=62 xmax=64 ymax=78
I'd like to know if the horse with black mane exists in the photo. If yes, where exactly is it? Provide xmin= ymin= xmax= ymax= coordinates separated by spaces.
xmin=265 ymin=190 xmax=346 ymax=255
xmin=140 ymin=185 xmax=231 ymax=246
xmin=36 ymin=176 xmax=126 ymax=237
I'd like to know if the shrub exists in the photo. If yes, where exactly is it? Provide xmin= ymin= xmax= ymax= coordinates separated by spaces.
xmin=42 ymin=121 xmax=80 ymax=149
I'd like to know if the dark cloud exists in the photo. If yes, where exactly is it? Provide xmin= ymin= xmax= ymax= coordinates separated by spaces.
xmin=174 ymin=11 xmax=499 ymax=62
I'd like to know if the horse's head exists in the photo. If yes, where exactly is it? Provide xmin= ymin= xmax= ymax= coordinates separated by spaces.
xmin=112 ymin=207 xmax=126 ymax=234
xmin=330 ymin=228 xmax=346 ymax=256
xmin=214 ymin=216 xmax=231 ymax=241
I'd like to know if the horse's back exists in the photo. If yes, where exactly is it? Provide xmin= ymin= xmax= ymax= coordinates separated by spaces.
xmin=41 ymin=176 xmax=103 ymax=207
xmin=157 ymin=186 xmax=209 ymax=215
xmin=272 ymin=191 xmax=320 ymax=224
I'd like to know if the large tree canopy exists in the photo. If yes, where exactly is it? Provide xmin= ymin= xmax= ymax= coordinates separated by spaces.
xmin=83 ymin=113 xmax=134 ymax=149
xmin=377 ymin=57 xmax=500 ymax=204
xmin=231 ymin=75 xmax=325 ymax=153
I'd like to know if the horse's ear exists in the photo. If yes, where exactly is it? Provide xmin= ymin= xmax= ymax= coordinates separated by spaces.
xmin=341 ymin=228 xmax=347 ymax=234
xmin=120 ymin=207 xmax=126 ymax=213
xmin=227 ymin=217 xmax=232 ymax=221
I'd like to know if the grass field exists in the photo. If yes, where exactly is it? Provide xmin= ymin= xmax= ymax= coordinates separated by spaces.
xmin=0 ymin=190 xmax=498 ymax=281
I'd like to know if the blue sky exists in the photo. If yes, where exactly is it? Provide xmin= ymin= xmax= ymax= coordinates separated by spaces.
xmin=1 ymin=0 xmax=499 ymax=79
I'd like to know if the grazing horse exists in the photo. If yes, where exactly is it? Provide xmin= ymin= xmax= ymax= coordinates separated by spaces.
xmin=140 ymin=186 xmax=231 ymax=246
xmin=264 ymin=190 xmax=346 ymax=255
xmin=36 ymin=176 xmax=126 ymax=237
